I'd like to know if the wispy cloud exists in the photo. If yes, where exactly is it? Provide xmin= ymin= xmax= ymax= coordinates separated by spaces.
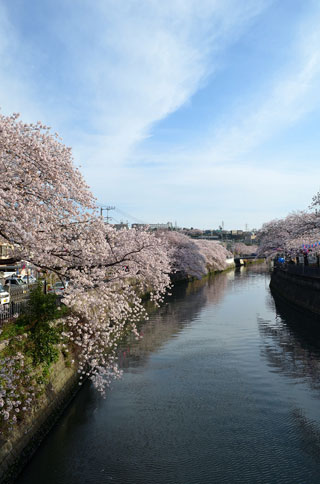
xmin=200 ymin=22 xmax=320 ymax=168
xmin=134 ymin=6 xmax=320 ymax=177
xmin=0 ymin=0 xmax=270 ymax=167
xmin=99 ymin=4 xmax=320 ymax=227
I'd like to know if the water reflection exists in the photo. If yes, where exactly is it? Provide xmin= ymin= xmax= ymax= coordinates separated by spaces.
xmin=259 ymin=289 xmax=320 ymax=392
xmin=15 ymin=267 xmax=320 ymax=484
xmin=119 ymin=272 xmax=230 ymax=369
xmin=291 ymin=408 xmax=320 ymax=462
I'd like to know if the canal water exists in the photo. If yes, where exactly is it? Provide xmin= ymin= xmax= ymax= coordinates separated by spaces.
xmin=16 ymin=266 xmax=320 ymax=484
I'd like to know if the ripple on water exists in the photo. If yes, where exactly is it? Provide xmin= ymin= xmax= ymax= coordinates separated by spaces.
xmin=15 ymin=268 xmax=320 ymax=484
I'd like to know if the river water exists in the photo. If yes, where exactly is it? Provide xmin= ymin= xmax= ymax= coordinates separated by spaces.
xmin=16 ymin=266 xmax=320 ymax=484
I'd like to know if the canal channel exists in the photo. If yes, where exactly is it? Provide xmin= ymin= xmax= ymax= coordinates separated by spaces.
xmin=16 ymin=265 xmax=320 ymax=484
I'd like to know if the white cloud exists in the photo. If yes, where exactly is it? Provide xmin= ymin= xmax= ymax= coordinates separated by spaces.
xmin=0 ymin=0 xmax=270 ymax=168
xmin=93 ymin=4 xmax=320 ymax=228
xmin=135 ymin=6 xmax=320 ymax=174
xmin=124 ymin=5 xmax=320 ymax=209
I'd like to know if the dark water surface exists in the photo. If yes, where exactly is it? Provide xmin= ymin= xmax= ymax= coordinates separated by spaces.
xmin=16 ymin=266 xmax=320 ymax=484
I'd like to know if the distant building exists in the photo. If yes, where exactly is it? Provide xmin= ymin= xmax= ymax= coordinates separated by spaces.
xmin=149 ymin=222 xmax=173 ymax=230
xmin=244 ymin=233 xmax=256 ymax=244
xmin=131 ymin=223 xmax=145 ymax=230
xmin=112 ymin=223 xmax=129 ymax=230
xmin=198 ymin=235 xmax=220 ymax=240
xmin=132 ymin=222 xmax=173 ymax=231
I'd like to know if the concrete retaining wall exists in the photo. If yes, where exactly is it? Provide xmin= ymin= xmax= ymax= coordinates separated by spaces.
xmin=270 ymin=269 xmax=320 ymax=317
xmin=0 ymin=354 xmax=79 ymax=484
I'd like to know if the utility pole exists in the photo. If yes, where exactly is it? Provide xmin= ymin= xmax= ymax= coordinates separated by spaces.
xmin=100 ymin=206 xmax=115 ymax=223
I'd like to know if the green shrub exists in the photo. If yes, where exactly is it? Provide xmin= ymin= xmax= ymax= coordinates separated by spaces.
xmin=14 ymin=284 xmax=69 ymax=367
xmin=17 ymin=283 xmax=68 ymax=326
xmin=28 ymin=320 xmax=60 ymax=366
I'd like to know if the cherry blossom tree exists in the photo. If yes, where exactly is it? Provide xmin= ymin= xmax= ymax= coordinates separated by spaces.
xmin=159 ymin=231 xmax=207 ymax=279
xmin=233 ymin=243 xmax=258 ymax=256
xmin=159 ymin=231 xmax=232 ymax=279
xmin=257 ymin=211 xmax=320 ymax=258
xmin=0 ymin=112 xmax=171 ymax=420
xmin=194 ymin=239 xmax=233 ymax=272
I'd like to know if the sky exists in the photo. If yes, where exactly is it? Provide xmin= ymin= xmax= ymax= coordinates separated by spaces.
xmin=1 ymin=0 xmax=320 ymax=230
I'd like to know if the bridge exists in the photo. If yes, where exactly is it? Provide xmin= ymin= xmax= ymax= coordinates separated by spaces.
xmin=234 ymin=255 xmax=264 ymax=267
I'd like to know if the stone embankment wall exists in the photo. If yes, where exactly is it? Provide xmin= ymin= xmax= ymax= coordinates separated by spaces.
xmin=270 ymin=269 xmax=320 ymax=317
xmin=0 ymin=354 xmax=79 ymax=484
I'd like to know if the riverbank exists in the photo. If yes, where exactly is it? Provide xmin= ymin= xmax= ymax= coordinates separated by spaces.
xmin=0 ymin=351 xmax=79 ymax=484
xmin=270 ymin=267 xmax=320 ymax=317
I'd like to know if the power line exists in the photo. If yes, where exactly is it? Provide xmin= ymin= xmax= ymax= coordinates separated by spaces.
xmin=114 ymin=207 xmax=147 ymax=225
xmin=97 ymin=204 xmax=147 ymax=225
xmin=100 ymin=206 xmax=115 ymax=223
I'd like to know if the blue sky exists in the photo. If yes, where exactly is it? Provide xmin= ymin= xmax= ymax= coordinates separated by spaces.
xmin=1 ymin=0 xmax=320 ymax=229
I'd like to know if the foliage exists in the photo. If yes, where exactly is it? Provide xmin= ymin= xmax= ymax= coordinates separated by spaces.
xmin=0 ymin=111 xmax=172 ymax=398
xmin=233 ymin=243 xmax=258 ymax=255
xmin=159 ymin=231 xmax=207 ymax=278
xmin=158 ymin=231 xmax=233 ymax=279
xmin=0 ymin=285 xmax=68 ymax=428
xmin=17 ymin=284 xmax=68 ymax=326
xmin=194 ymin=239 xmax=233 ymax=272
xmin=256 ymin=211 xmax=320 ymax=258
xmin=15 ymin=284 xmax=69 ymax=367
xmin=0 ymin=321 xmax=25 ymax=342
xmin=28 ymin=321 xmax=60 ymax=367
xmin=0 ymin=352 xmax=37 ymax=428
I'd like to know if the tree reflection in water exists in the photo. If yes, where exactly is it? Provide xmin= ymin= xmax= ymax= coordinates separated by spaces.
xmin=259 ymin=288 xmax=320 ymax=465
xmin=259 ymin=289 xmax=320 ymax=392
xmin=118 ymin=271 xmax=230 ymax=370
xmin=291 ymin=408 xmax=320 ymax=462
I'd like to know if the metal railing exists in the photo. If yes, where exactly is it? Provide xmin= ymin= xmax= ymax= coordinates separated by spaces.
xmin=0 ymin=283 xmax=63 ymax=324
xmin=6 ymin=285 xmax=30 ymax=302
xmin=277 ymin=264 xmax=320 ymax=279
xmin=0 ymin=300 xmax=29 ymax=324
xmin=0 ymin=284 xmax=38 ymax=323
